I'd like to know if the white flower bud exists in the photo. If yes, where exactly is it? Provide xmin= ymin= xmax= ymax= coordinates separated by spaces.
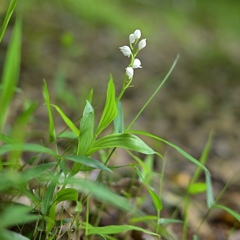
xmin=133 ymin=58 xmax=142 ymax=68
xmin=126 ymin=67 xmax=134 ymax=79
xmin=138 ymin=39 xmax=146 ymax=50
xmin=134 ymin=29 xmax=141 ymax=39
xmin=129 ymin=34 xmax=136 ymax=43
xmin=119 ymin=46 xmax=132 ymax=57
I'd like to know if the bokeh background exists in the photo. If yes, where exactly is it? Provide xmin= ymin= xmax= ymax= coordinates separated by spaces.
xmin=1 ymin=0 xmax=240 ymax=238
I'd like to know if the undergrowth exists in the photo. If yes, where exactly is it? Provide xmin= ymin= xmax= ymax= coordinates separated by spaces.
xmin=0 ymin=1 xmax=239 ymax=240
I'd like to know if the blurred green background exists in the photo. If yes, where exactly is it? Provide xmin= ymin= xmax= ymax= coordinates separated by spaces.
xmin=1 ymin=0 xmax=240 ymax=174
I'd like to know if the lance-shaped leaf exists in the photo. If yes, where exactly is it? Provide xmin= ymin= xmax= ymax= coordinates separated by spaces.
xmin=0 ymin=17 xmax=21 ymax=131
xmin=87 ymin=133 xmax=155 ymax=155
xmin=96 ymin=76 xmax=117 ymax=136
xmin=66 ymin=155 xmax=111 ymax=172
xmin=77 ymin=101 xmax=94 ymax=155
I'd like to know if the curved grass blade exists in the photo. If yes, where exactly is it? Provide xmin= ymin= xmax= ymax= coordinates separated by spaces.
xmin=126 ymin=129 xmax=214 ymax=207
xmin=51 ymin=104 xmax=80 ymax=137
xmin=127 ymin=55 xmax=179 ymax=130
xmin=214 ymin=204 xmax=240 ymax=222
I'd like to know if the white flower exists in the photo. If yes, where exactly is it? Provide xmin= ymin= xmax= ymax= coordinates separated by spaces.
xmin=129 ymin=29 xmax=141 ymax=44
xmin=133 ymin=58 xmax=142 ymax=68
xmin=126 ymin=67 xmax=134 ymax=79
xmin=129 ymin=34 xmax=136 ymax=43
xmin=134 ymin=29 xmax=141 ymax=39
xmin=138 ymin=39 xmax=146 ymax=50
xmin=119 ymin=46 xmax=132 ymax=57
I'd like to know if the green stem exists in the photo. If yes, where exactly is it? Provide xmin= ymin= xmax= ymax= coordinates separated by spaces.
xmin=127 ymin=54 xmax=180 ymax=130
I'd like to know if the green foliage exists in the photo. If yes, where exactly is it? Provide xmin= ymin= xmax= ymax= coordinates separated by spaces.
xmin=96 ymin=76 xmax=117 ymax=136
xmin=0 ymin=0 xmax=18 ymax=42
xmin=85 ymin=224 xmax=159 ymax=237
xmin=0 ymin=16 xmax=21 ymax=132
xmin=0 ymin=4 xmax=239 ymax=239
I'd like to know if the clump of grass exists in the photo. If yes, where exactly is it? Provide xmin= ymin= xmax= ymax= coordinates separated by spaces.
xmin=1 ymin=2 xmax=240 ymax=240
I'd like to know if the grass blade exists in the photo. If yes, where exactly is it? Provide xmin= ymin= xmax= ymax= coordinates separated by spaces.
xmin=86 ymin=224 xmax=159 ymax=237
xmin=43 ymin=80 xmax=56 ymax=142
xmin=51 ymin=104 xmax=80 ymax=136
xmin=214 ymin=204 xmax=240 ymax=222
xmin=0 ymin=17 xmax=21 ymax=131
xmin=0 ymin=0 xmax=18 ymax=42
xmin=127 ymin=55 xmax=179 ymax=130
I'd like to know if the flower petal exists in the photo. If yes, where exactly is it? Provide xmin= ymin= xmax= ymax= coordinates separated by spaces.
xmin=119 ymin=46 xmax=132 ymax=57
xmin=138 ymin=39 xmax=146 ymax=50
xmin=133 ymin=58 xmax=142 ymax=68
xmin=134 ymin=29 xmax=141 ymax=39
xmin=129 ymin=33 xmax=136 ymax=43
xmin=126 ymin=67 xmax=134 ymax=79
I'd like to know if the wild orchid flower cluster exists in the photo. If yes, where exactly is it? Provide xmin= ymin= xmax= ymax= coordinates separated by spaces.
xmin=119 ymin=29 xmax=146 ymax=80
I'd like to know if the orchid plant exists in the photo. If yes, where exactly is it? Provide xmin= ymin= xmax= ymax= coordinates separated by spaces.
xmin=0 ymin=6 xmax=219 ymax=238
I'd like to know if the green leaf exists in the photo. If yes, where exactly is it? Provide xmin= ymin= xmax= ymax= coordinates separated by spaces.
xmin=0 ymin=0 xmax=18 ymax=42
xmin=47 ymin=188 xmax=78 ymax=230
xmin=23 ymin=162 xmax=56 ymax=181
xmin=187 ymin=182 xmax=206 ymax=195
xmin=114 ymin=101 xmax=124 ymax=133
xmin=54 ymin=188 xmax=78 ymax=203
xmin=206 ymin=173 xmax=214 ymax=208
xmin=158 ymin=218 xmax=183 ymax=225
xmin=51 ymin=104 xmax=80 ymax=137
xmin=87 ymin=133 xmax=155 ymax=155
xmin=134 ymin=165 xmax=162 ymax=211
xmin=190 ymin=132 xmax=213 ymax=185
xmin=126 ymin=130 xmax=214 ymax=207
xmin=41 ymin=172 xmax=61 ymax=216
xmin=43 ymin=80 xmax=56 ymax=142
xmin=77 ymin=100 xmax=94 ymax=155
xmin=214 ymin=204 xmax=240 ymax=222
xmin=86 ymin=224 xmax=159 ymax=237
xmin=96 ymin=76 xmax=117 ymax=136
xmin=0 ymin=205 xmax=39 ymax=229
xmin=148 ymin=187 xmax=162 ymax=211
xmin=56 ymin=131 xmax=76 ymax=139
xmin=0 ymin=229 xmax=30 ymax=240
xmin=127 ymin=130 xmax=210 ymax=173
xmin=0 ymin=17 xmax=21 ymax=132
xmin=66 ymin=155 xmax=112 ymax=172
xmin=0 ymin=143 xmax=59 ymax=158
xmin=69 ymin=178 xmax=133 ymax=211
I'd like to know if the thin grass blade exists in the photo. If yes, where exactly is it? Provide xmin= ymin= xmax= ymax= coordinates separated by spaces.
xmin=0 ymin=17 xmax=21 ymax=131
xmin=0 ymin=0 xmax=18 ymax=42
